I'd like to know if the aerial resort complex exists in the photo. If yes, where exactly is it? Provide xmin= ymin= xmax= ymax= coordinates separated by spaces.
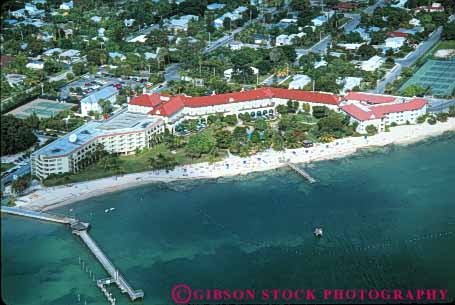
xmin=31 ymin=89 xmax=427 ymax=178
xmin=2 ymin=0 xmax=455 ymax=304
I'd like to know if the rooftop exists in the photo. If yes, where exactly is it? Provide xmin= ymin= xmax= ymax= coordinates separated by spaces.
xmin=80 ymin=86 xmax=118 ymax=104
xmin=341 ymin=98 xmax=427 ymax=121
xmin=33 ymin=110 xmax=163 ymax=158
xmin=131 ymin=88 xmax=340 ymax=117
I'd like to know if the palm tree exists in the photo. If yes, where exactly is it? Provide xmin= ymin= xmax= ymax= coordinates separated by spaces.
xmin=149 ymin=153 xmax=177 ymax=170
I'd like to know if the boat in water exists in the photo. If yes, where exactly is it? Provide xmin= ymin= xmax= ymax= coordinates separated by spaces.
xmin=314 ymin=227 xmax=323 ymax=237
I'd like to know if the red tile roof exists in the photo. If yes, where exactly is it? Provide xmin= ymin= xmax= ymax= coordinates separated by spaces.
xmin=129 ymin=93 xmax=170 ymax=107
xmin=341 ymin=104 xmax=377 ymax=121
xmin=131 ymin=88 xmax=340 ymax=117
xmin=342 ymin=98 xmax=427 ymax=121
xmin=269 ymin=87 xmax=340 ymax=105
xmin=150 ymin=96 xmax=185 ymax=116
xmin=0 ymin=55 xmax=14 ymax=67
xmin=185 ymin=88 xmax=275 ymax=107
xmin=344 ymin=92 xmax=397 ymax=104
xmin=387 ymin=31 xmax=409 ymax=38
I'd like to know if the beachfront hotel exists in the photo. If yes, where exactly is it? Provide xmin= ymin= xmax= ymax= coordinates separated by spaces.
xmin=31 ymin=88 xmax=427 ymax=178
xmin=340 ymin=92 xmax=427 ymax=133
xmin=128 ymin=87 xmax=341 ymax=132
xmin=31 ymin=111 xmax=165 ymax=179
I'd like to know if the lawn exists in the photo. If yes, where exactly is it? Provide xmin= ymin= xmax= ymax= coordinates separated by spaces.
xmin=42 ymin=144 xmax=228 ymax=187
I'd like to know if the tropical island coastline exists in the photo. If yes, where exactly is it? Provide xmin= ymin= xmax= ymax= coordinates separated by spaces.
xmin=15 ymin=117 xmax=455 ymax=212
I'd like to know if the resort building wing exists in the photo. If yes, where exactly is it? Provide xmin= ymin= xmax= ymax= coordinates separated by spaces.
xmin=31 ymin=88 xmax=427 ymax=179
xmin=341 ymin=92 xmax=427 ymax=133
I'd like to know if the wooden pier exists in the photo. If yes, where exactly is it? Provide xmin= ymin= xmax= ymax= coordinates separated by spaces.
xmin=286 ymin=163 xmax=316 ymax=183
xmin=1 ymin=206 xmax=144 ymax=302
xmin=73 ymin=230 xmax=144 ymax=301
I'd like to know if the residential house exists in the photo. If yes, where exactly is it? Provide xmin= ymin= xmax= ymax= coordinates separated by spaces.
xmin=109 ymin=52 xmax=126 ymax=61
xmin=124 ymin=19 xmax=135 ymax=27
xmin=43 ymin=48 xmax=63 ymax=57
xmin=360 ymin=55 xmax=384 ymax=71
xmin=224 ymin=67 xmax=258 ymax=81
xmin=339 ymin=77 xmax=362 ymax=94
xmin=11 ymin=9 xmax=27 ymax=18
xmin=58 ymin=49 xmax=81 ymax=64
xmin=229 ymin=41 xmax=243 ymax=50
xmin=59 ymin=1 xmax=73 ymax=10
xmin=415 ymin=2 xmax=444 ymax=12
xmin=6 ymin=74 xmax=26 ymax=87
xmin=207 ymin=3 xmax=225 ymax=10
xmin=288 ymin=74 xmax=311 ymax=90
xmin=80 ymin=86 xmax=118 ymax=116
xmin=385 ymin=37 xmax=406 ymax=50
xmin=26 ymin=61 xmax=44 ymax=70
xmin=91 ymin=16 xmax=102 ymax=23
xmin=168 ymin=15 xmax=198 ymax=32
xmin=127 ymin=35 xmax=148 ymax=43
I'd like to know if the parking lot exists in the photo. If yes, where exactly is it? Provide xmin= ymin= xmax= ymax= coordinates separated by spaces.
xmin=59 ymin=74 xmax=145 ymax=100
xmin=7 ymin=98 xmax=75 ymax=119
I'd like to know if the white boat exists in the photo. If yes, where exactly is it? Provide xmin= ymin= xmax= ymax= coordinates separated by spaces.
xmin=104 ymin=209 xmax=109 ymax=213
xmin=109 ymin=208 xmax=115 ymax=211
xmin=314 ymin=227 xmax=323 ymax=237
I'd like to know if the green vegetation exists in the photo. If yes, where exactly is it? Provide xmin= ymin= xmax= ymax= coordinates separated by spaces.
xmin=1 ymin=115 xmax=37 ymax=156
xmin=43 ymin=102 xmax=361 ymax=186
xmin=11 ymin=175 xmax=31 ymax=195
xmin=0 ymin=162 xmax=15 ymax=173
xmin=366 ymin=125 xmax=378 ymax=135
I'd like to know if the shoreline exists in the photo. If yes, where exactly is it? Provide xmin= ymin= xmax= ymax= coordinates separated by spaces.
xmin=15 ymin=118 xmax=455 ymax=212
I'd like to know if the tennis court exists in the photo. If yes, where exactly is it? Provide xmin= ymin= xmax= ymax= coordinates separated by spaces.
xmin=400 ymin=59 xmax=455 ymax=97
xmin=7 ymin=98 xmax=74 ymax=119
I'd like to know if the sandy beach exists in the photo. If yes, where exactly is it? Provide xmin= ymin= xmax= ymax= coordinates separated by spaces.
xmin=15 ymin=118 xmax=455 ymax=211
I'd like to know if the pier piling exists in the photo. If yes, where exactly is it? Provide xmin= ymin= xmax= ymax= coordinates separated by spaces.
xmin=1 ymin=206 xmax=144 ymax=301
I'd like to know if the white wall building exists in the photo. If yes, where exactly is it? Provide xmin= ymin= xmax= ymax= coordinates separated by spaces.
xmin=80 ymin=86 xmax=118 ymax=116
xmin=128 ymin=88 xmax=340 ymax=133
xmin=31 ymin=110 xmax=165 ymax=179
xmin=385 ymin=37 xmax=406 ymax=50
xmin=361 ymin=55 xmax=384 ymax=71
xmin=341 ymin=92 xmax=427 ymax=133
xmin=288 ymin=75 xmax=311 ymax=90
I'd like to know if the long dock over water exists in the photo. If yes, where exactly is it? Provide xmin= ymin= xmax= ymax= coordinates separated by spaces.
xmin=1 ymin=206 xmax=144 ymax=302
xmin=286 ymin=163 xmax=317 ymax=183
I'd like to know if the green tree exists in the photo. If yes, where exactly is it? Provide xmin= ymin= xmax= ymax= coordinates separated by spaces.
xmin=149 ymin=152 xmax=178 ymax=170
xmin=223 ymin=17 xmax=232 ymax=31
xmin=366 ymin=124 xmax=378 ymax=135
xmin=1 ymin=115 xmax=37 ymax=156
xmin=312 ymin=106 xmax=330 ymax=119
xmin=356 ymin=44 xmax=377 ymax=60
xmin=185 ymin=130 xmax=216 ymax=158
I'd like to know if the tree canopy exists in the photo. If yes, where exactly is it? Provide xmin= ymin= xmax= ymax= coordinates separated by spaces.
xmin=1 ymin=115 xmax=37 ymax=156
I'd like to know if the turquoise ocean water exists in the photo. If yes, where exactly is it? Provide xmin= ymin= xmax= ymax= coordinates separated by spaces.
xmin=2 ymin=133 xmax=455 ymax=304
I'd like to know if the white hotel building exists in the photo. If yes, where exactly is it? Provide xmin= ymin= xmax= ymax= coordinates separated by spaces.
xmin=31 ymin=88 xmax=427 ymax=178
xmin=128 ymin=87 xmax=341 ymax=133
xmin=340 ymin=92 xmax=427 ymax=133
xmin=31 ymin=111 xmax=165 ymax=179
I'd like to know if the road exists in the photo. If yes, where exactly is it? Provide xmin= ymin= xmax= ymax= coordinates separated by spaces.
xmin=125 ymin=24 xmax=159 ymax=42
xmin=1 ymin=164 xmax=31 ymax=187
xmin=373 ymin=21 xmax=449 ymax=94
xmin=427 ymin=97 xmax=455 ymax=113
xmin=164 ymin=63 xmax=182 ymax=82
xmin=296 ymin=0 xmax=385 ymax=57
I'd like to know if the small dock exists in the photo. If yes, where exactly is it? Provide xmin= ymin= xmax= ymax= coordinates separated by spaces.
xmin=73 ymin=230 xmax=144 ymax=301
xmin=1 ymin=206 xmax=144 ymax=302
xmin=286 ymin=163 xmax=316 ymax=183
